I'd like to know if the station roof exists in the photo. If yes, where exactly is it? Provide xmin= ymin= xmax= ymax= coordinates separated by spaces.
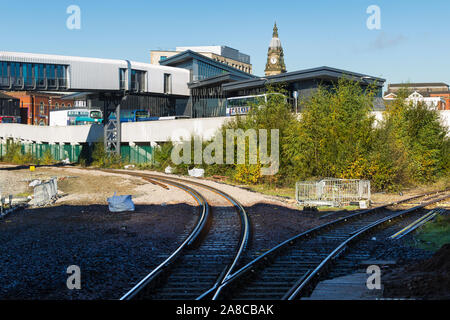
xmin=222 ymin=66 xmax=385 ymax=92
xmin=188 ymin=72 xmax=254 ymax=89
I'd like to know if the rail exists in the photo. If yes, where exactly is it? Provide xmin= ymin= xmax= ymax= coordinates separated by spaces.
xmin=119 ymin=176 xmax=209 ymax=300
xmin=208 ymin=190 xmax=447 ymax=299
xmin=285 ymin=193 xmax=450 ymax=300
xmin=102 ymin=170 xmax=250 ymax=300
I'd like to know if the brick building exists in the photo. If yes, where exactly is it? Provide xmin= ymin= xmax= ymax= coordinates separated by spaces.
xmin=0 ymin=92 xmax=20 ymax=122
xmin=2 ymin=91 xmax=74 ymax=125
xmin=384 ymin=83 xmax=450 ymax=110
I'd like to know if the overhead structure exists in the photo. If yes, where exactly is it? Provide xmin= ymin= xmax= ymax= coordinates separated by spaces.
xmin=0 ymin=51 xmax=190 ymax=155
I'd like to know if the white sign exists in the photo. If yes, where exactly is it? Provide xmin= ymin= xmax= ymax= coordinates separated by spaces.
xmin=226 ymin=106 xmax=250 ymax=116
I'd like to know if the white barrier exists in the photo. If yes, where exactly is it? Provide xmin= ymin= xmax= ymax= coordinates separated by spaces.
xmin=33 ymin=178 xmax=58 ymax=206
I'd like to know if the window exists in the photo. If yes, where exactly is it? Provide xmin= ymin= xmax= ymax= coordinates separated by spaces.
xmin=39 ymin=102 xmax=44 ymax=115
xmin=0 ymin=61 xmax=68 ymax=89
xmin=119 ymin=68 xmax=126 ymax=89
xmin=55 ymin=103 xmax=59 ymax=109
xmin=131 ymin=69 xmax=146 ymax=92
xmin=163 ymin=73 xmax=172 ymax=94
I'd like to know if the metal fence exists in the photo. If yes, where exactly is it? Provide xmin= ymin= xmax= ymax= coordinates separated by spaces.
xmin=296 ymin=178 xmax=371 ymax=207
xmin=33 ymin=178 xmax=58 ymax=206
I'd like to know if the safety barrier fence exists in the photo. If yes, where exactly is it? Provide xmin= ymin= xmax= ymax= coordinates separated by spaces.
xmin=33 ymin=178 xmax=58 ymax=206
xmin=296 ymin=178 xmax=371 ymax=207
xmin=0 ymin=142 xmax=153 ymax=164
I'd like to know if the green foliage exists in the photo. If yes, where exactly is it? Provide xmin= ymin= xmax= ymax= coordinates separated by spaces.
xmin=2 ymin=141 xmax=35 ymax=165
xmin=234 ymin=162 xmax=261 ymax=185
xmin=218 ymin=83 xmax=301 ymax=185
xmin=295 ymin=78 xmax=377 ymax=181
xmin=380 ymin=89 xmax=449 ymax=186
xmin=413 ymin=215 xmax=450 ymax=251
xmin=40 ymin=148 xmax=56 ymax=165
xmin=111 ymin=80 xmax=448 ymax=193
xmin=91 ymin=141 xmax=124 ymax=168
xmin=152 ymin=142 xmax=174 ymax=170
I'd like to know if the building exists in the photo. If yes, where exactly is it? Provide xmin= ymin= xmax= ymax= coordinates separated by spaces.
xmin=384 ymin=83 xmax=450 ymax=110
xmin=264 ymin=23 xmax=287 ymax=76
xmin=151 ymin=46 xmax=252 ymax=74
xmin=3 ymin=91 xmax=74 ymax=125
xmin=160 ymin=50 xmax=256 ymax=118
xmin=0 ymin=51 xmax=191 ymax=122
xmin=0 ymin=92 xmax=20 ymax=122
xmin=0 ymin=51 xmax=190 ymax=95
xmin=224 ymin=66 xmax=385 ymax=112
xmin=384 ymin=90 xmax=446 ymax=110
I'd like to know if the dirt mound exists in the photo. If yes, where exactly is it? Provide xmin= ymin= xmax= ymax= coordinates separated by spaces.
xmin=409 ymin=244 xmax=450 ymax=273
xmin=383 ymin=244 xmax=450 ymax=299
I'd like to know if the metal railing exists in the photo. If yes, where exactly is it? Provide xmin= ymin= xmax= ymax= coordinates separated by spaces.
xmin=296 ymin=178 xmax=371 ymax=207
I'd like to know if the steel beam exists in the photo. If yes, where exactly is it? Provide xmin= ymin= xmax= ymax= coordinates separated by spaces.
xmin=101 ymin=93 xmax=126 ymax=156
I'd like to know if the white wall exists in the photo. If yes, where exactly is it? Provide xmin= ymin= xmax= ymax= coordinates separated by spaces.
xmin=0 ymin=123 xmax=103 ymax=144
xmin=1 ymin=111 xmax=449 ymax=145
xmin=121 ymin=117 xmax=231 ymax=143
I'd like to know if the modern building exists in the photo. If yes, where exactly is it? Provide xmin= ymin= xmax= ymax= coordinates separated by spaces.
xmin=151 ymin=46 xmax=252 ymax=74
xmin=223 ymin=66 xmax=386 ymax=112
xmin=384 ymin=82 xmax=450 ymax=110
xmin=160 ymin=50 xmax=256 ymax=117
xmin=0 ymin=51 xmax=192 ymax=120
xmin=3 ymin=91 xmax=74 ymax=125
xmin=0 ymin=51 xmax=190 ymax=95
xmin=265 ymin=23 xmax=287 ymax=76
xmin=0 ymin=92 xmax=20 ymax=122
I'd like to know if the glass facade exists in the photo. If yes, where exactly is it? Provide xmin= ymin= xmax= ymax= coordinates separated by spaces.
xmin=0 ymin=61 xmax=68 ymax=90
xmin=195 ymin=60 xmax=227 ymax=81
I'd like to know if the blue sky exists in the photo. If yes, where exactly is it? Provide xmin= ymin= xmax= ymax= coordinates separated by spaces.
xmin=1 ymin=0 xmax=449 ymax=89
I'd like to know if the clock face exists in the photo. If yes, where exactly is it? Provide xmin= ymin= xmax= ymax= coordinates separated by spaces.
xmin=270 ymin=57 xmax=277 ymax=64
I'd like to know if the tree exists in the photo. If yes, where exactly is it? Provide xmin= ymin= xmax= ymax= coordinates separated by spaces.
xmin=296 ymin=78 xmax=377 ymax=180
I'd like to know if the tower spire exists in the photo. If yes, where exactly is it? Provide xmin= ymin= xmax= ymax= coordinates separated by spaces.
xmin=265 ymin=22 xmax=286 ymax=76
xmin=273 ymin=22 xmax=278 ymax=38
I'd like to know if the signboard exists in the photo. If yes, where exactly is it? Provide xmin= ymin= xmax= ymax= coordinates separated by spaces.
xmin=226 ymin=106 xmax=250 ymax=116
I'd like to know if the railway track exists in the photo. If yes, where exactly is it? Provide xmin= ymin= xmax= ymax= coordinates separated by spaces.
xmin=103 ymin=170 xmax=250 ymax=300
xmin=206 ymin=190 xmax=449 ymax=300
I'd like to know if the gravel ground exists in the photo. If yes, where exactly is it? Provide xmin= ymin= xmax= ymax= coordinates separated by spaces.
xmin=1 ymin=165 xmax=447 ymax=300
xmin=0 ymin=204 xmax=197 ymax=300
xmin=242 ymin=203 xmax=339 ymax=265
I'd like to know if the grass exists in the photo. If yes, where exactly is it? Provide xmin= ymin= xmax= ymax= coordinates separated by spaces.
xmin=238 ymin=184 xmax=296 ymax=199
xmin=316 ymin=205 xmax=360 ymax=212
xmin=15 ymin=192 xmax=32 ymax=198
xmin=411 ymin=215 xmax=450 ymax=252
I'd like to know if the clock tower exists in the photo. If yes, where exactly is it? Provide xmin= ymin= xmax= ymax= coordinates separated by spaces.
xmin=264 ymin=22 xmax=287 ymax=76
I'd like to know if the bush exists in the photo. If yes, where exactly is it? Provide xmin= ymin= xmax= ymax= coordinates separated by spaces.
xmin=296 ymin=78 xmax=377 ymax=181
xmin=2 ymin=141 xmax=35 ymax=165
xmin=91 ymin=141 xmax=124 ymax=168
